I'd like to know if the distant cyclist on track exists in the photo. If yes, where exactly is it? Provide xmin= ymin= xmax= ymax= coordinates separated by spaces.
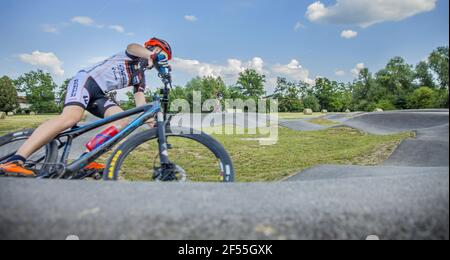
xmin=0 ymin=38 xmax=173 ymax=177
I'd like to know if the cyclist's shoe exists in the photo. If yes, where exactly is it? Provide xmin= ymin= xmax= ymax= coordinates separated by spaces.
xmin=73 ymin=162 xmax=105 ymax=180
xmin=0 ymin=162 xmax=36 ymax=177
xmin=84 ymin=162 xmax=106 ymax=171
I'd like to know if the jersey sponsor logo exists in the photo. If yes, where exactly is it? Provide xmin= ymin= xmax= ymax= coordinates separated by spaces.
xmin=70 ymin=79 xmax=79 ymax=97
xmin=83 ymin=95 xmax=89 ymax=106
xmin=112 ymin=64 xmax=128 ymax=88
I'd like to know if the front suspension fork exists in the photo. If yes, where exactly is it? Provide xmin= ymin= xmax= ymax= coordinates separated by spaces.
xmin=156 ymin=112 xmax=170 ymax=166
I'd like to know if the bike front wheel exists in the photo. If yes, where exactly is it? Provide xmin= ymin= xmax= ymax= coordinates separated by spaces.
xmin=104 ymin=127 xmax=235 ymax=182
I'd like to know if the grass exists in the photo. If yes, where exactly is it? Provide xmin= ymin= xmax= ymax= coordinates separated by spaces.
xmin=117 ymin=126 xmax=412 ymax=182
xmin=0 ymin=115 xmax=58 ymax=135
xmin=1 ymin=115 xmax=413 ymax=182
xmin=308 ymin=118 xmax=340 ymax=126
xmin=277 ymin=112 xmax=325 ymax=120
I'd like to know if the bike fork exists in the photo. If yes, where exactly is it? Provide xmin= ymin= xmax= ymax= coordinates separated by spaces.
xmin=156 ymin=112 xmax=170 ymax=166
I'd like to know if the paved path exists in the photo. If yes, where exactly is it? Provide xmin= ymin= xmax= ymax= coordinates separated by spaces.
xmin=0 ymin=110 xmax=448 ymax=240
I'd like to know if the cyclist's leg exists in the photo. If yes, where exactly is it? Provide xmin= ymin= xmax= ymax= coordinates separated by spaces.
xmin=104 ymin=105 xmax=130 ymax=129
xmin=87 ymin=96 xmax=130 ymax=130
xmin=15 ymin=106 xmax=85 ymax=159
xmin=15 ymin=73 xmax=90 ymax=161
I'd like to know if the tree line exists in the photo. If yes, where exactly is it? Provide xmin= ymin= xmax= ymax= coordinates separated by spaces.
xmin=1 ymin=46 xmax=448 ymax=114
xmin=275 ymin=46 xmax=449 ymax=112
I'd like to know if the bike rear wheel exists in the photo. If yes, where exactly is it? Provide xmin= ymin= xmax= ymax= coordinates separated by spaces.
xmin=104 ymin=127 xmax=235 ymax=182
xmin=0 ymin=129 xmax=59 ymax=176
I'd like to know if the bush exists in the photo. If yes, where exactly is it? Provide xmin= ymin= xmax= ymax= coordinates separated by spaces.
xmin=0 ymin=76 xmax=19 ymax=113
xmin=302 ymin=95 xmax=321 ymax=112
xmin=328 ymin=99 xmax=344 ymax=112
xmin=366 ymin=102 xmax=378 ymax=112
xmin=278 ymin=97 xmax=304 ymax=112
xmin=355 ymin=100 xmax=378 ymax=112
xmin=434 ymin=89 xmax=449 ymax=108
xmin=407 ymin=87 xmax=437 ymax=109
xmin=375 ymin=99 xmax=396 ymax=111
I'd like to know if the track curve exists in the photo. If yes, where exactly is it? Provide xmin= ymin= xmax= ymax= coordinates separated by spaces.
xmin=0 ymin=110 xmax=448 ymax=240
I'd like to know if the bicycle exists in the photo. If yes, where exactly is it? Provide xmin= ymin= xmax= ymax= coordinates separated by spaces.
xmin=0 ymin=75 xmax=235 ymax=182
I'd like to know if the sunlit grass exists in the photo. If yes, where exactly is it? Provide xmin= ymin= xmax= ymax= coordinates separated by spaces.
xmin=118 ymin=126 xmax=412 ymax=182
xmin=308 ymin=118 xmax=340 ymax=126
xmin=1 ymin=115 xmax=412 ymax=182
xmin=0 ymin=115 xmax=58 ymax=135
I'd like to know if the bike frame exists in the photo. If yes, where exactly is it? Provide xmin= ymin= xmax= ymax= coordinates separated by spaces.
xmin=54 ymin=92 xmax=171 ymax=178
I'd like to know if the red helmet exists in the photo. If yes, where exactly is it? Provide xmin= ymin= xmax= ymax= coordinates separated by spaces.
xmin=144 ymin=38 xmax=172 ymax=60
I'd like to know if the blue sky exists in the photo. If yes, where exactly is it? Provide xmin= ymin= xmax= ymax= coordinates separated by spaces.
xmin=0 ymin=0 xmax=448 ymax=94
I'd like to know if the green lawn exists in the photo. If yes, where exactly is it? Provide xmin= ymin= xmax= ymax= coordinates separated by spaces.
xmin=116 ymin=126 xmax=412 ymax=182
xmin=277 ymin=112 xmax=325 ymax=120
xmin=0 ymin=115 xmax=58 ymax=135
xmin=308 ymin=118 xmax=340 ymax=126
xmin=1 ymin=115 xmax=413 ymax=182
xmin=214 ymin=127 xmax=412 ymax=181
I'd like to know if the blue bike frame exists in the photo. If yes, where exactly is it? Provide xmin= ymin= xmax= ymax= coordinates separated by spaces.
xmin=55 ymin=100 xmax=167 ymax=177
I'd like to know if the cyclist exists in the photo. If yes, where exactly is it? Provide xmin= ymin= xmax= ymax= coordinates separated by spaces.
xmin=0 ymin=38 xmax=173 ymax=177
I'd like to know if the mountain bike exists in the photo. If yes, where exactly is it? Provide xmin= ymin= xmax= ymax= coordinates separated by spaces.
xmin=0 ymin=76 xmax=235 ymax=182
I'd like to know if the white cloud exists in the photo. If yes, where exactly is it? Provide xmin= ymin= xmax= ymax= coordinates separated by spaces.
xmin=341 ymin=30 xmax=358 ymax=39
xmin=184 ymin=15 xmax=198 ymax=22
xmin=173 ymin=57 xmax=315 ymax=93
xmin=351 ymin=63 xmax=365 ymax=76
xmin=71 ymin=16 xmax=95 ymax=26
xmin=272 ymin=60 xmax=315 ymax=85
xmin=294 ymin=22 xmax=306 ymax=31
xmin=335 ymin=70 xmax=346 ymax=76
xmin=109 ymin=25 xmax=125 ymax=33
xmin=306 ymin=2 xmax=328 ymax=22
xmin=19 ymin=51 xmax=64 ymax=76
xmin=172 ymin=57 xmax=263 ymax=82
xmin=306 ymin=0 xmax=437 ymax=27
xmin=41 ymin=24 xmax=59 ymax=34
xmin=71 ymin=16 xmax=134 ymax=36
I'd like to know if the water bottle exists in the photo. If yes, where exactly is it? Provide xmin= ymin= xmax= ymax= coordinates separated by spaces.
xmin=86 ymin=126 xmax=120 ymax=151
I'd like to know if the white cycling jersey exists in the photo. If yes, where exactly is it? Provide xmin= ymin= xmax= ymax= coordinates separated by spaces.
xmin=64 ymin=51 xmax=147 ymax=118
xmin=80 ymin=51 xmax=146 ymax=93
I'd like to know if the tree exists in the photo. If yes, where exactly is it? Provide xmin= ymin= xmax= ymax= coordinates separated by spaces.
xmin=375 ymin=57 xmax=414 ymax=109
xmin=184 ymin=76 xmax=229 ymax=111
xmin=273 ymin=77 xmax=303 ymax=112
xmin=15 ymin=70 xmax=59 ymax=113
xmin=407 ymin=87 xmax=437 ymax=109
xmin=352 ymin=68 xmax=379 ymax=110
xmin=302 ymin=95 xmax=321 ymax=112
xmin=429 ymin=46 xmax=449 ymax=89
xmin=121 ymin=91 xmax=136 ymax=111
xmin=434 ymin=89 xmax=449 ymax=108
xmin=57 ymin=78 xmax=71 ymax=111
xmin=313 ymin=77 xmax=334 ymax=110
xmin=120 ymin=89 xmax=154 ymax=111
xmin=0 ymin=76 xmax=19 ymax=113
xmin=375 ymin=99 xmax=396 ymax=111
xmin=236 ymin=69 xmax=266 ymax=98
xmin=415 ymin=61 xmax=435 ymax=89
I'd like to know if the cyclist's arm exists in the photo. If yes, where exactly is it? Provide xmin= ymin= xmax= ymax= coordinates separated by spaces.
xmin=134 ymin=92 xmax=156 ymax=127
xmin=127 ymin=43 xmax=153 ymax=59
xmin=134 ymin=92 xmax=147 ymax=107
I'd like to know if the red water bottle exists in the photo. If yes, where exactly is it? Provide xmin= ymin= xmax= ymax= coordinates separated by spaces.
xmin=86 ymin=126 xmax=120 ymax=151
